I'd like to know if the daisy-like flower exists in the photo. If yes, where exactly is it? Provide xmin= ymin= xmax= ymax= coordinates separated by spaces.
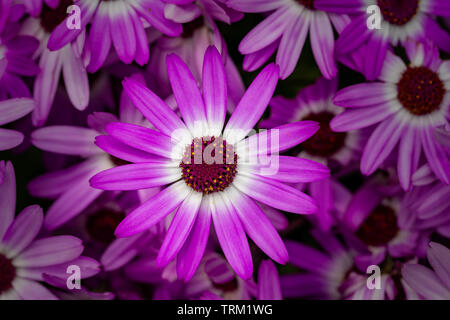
xmin=281 ymin=229 xmax=416 ymax=300
xmin=90 ymin=45 xmax=330 ymax=280
xmin=19 ymin=0 xmax=90 ymax=126
xmin=28 ymin=74 xmax=152 ymax=230
xmin=226 ymin=0 xmax=346 ymax=79
xmin=331 ymin=41 xmax=450 ymax=190
xmin=0 ymin=24 xmax=39 ymax=99
xmin=340 ymin=181 xmax=422 ymax=271
xmin=47 ymin=0 xmax=182 ymax=72
xmin=402 ymin=242 xmax=450 ymax=299
xmin=261 ymin=77 xmax=362 ymax=231
xmin=0 ymin=161 xmax=100 ymax=300
xmin=0 ymin=98 xmax=34 ymax=151
xmin=280 ymin=230 xmax=355 ymax=300
xmin=316 ymin=0 xmax=450 ymax=80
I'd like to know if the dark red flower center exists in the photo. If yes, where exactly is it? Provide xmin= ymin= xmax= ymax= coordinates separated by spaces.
xmin=296 ymin=0 xmax=315 ymax=10
xmin=212 ymin=277 xmax=239 ymax=292
xmin=40 ymin=0 xmax=74 ymax=33
xmin=301 ymin=112 xmax=347 ymax=157
xmin=180 ymin=137 xmax=238 ymax=194
xmin=182 ymin=17 xmax=204 ymax=38
xmin=356 ymin=205 xmax=399 ymax=247
xmin=110 ymin=155 xmax=130 ymax=167
xmin=86 ymin=208 xmax=125 ymax=243
xmin=377 ymin=0 xmax=419 ymax=26
xmin=397 ymin=66 xmax=444 ymax=115
xmin=0 ymin=254 xmax=15 ymax=295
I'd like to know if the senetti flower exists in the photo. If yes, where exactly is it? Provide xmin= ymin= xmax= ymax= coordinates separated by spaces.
xmin=340 ymin=182 xmax=421 ymax=271
xmin=0 ymin=98 xmax=34 ymax=150
xmin=0 ymin=161 xmax=99 ymax=300
xmin=90 ymin=46 xmax=330 ymax=280
xmin=19 ymin=1 xmax=90 ymax=126
xmin=402 ymin=242 xmax=450 ymax=299
xmin=315 ymin=0 xmax=450 ymax=80
xmin=331 ymin=41 xmax=450 ymax=190
xmin=47 ymin=0 xmax=183 ymax=72
xmin=227 ymin=0 xmax=343 ymax=80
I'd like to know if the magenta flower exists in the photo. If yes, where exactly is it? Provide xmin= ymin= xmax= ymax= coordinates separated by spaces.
xmin=90 ymin=46 xmax=330 ymax=280
xmin=47 ymin=0 xmax=183 ymax=72
xmin=0 ymin=98 xmax=34 ymax=150
xmin=402 ymin=242 xmax=450 ymax=299
xmin=227 ymin=0 xmax=344 ymax=79
xmin=340 ymin=182 xmax=421 ymax=271
xmin=316 ymin=0 xmax=450 ymax=80
xmin=0 ymin=161 xmax=99 ymax=300
xmin=331 ymin=41 xmax=450 ymax=190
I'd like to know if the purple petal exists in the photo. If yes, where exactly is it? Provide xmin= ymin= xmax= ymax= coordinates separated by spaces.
xmin=122 ymin=77 xmax=188 ymax=137
xmin=115 ymin=181 xmax=190 ymax=237
xmin=12 ymin=278 xmax=58 ymax=300
xmin=202 ymin=46 xmax=227 ymax=136
xmin=224 ymin=63 xmax=279 ymax=143
xmin=90 ymin=162 xmax=180 ymax=190
xmin=166 ymin=53 xmax=207 ymax=137
xmin=228 ymin=187 xmax=288 ymax=264
xmin=361 ymin=116 xmax=406 ymax=175
xmin=2 ymin=205 xmax=43 ymax=259
xmin=258 ymin=260 xmax=282 ymax=300
xmin=211 ymin=192 xmax=253 ymax=279
xmin=276 ymin=10 xmax=310 ymax=79
xmin=157 ymin=191 xmax=202 ymax=267
xmin=31 ymin=126 xmax=100 ymax=156
xmin=14 ymin=236 xmax=83 ymax=268
xmin=310 ymin=11 xmax=337 ymax=79
xmin=0 ymin=161 xmax=15 ymax=239
xmin=233 ymin=174 xmax=318 ymax=214
xmin=177 ymin=199 xmax=212 ymax=281
xmin=105 ymin=122 xmax=180 ymax=159
xmin=0 ymin=98 xmax=34 ymax=126
xmin=61 ymin=46 xmax=89 ymax=110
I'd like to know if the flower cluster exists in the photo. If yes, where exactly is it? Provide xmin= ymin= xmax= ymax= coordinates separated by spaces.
xmin=0 ymin=0 xmax=449 ymax=300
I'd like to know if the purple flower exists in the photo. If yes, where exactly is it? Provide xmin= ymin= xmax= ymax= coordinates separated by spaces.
xmin=19 ymin=4 xmax=89 ymax=126
xmin=280 ymin=230 xmax=354 ymax=299
xmin=402 ymin=242 xmax=450 ymax=299
xmin=22 ymin=0 xmax=60 ymax=16
xmin=90 ymin=45 xmax=330 ymax=280
xmin=0 ymin=161 xmax=99 ymax=300
xmin=227 ymin=0 xmax=344 ymax=79
xmin=331 ymin=41 xmax=450 ymax=190
xmin=47 ymin=0 xmax=183 ymax=71
xmin=0 ymin=98 xmax=34 ymax=150
xmin=316 ymin=0 xmax=450 ymax=80
xmin=339 ymin=181 xmax=422 ymax=271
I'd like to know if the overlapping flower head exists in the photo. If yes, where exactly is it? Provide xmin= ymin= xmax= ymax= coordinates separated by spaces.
xmin=90 ymin=45 xmax=330 ymax=280
xmin=0 ymin=0 xmax=449 ymax=301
